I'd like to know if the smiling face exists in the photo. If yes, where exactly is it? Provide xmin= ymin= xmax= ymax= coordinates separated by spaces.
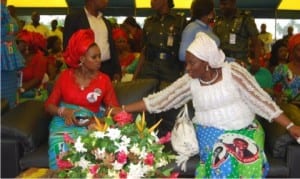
xmin=81 ymin=44 xmax=101 ymax=71
xmin=185 ymin=51 xmax=208 ymax=79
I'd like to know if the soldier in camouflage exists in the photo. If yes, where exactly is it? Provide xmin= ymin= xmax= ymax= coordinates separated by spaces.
xmin=213 ymin=0 xmax=261 ymax=73
xmin=134 ymin=0 xmax=186 ymax=88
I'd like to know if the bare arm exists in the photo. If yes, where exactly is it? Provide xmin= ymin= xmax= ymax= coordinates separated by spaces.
xmin=46 ymin=103 xmax=76 ymax=126
xmin=273 ymin=113 xmax=300 ymax=140
xmin=111 ymin=100 xmax=146 ymax=115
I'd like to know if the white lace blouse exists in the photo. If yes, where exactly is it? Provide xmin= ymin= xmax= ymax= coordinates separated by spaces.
xmin=143 ymin=62 xmax=282 ymax=130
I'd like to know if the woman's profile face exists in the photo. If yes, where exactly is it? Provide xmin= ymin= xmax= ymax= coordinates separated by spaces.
xmin=83 ymin=44 xmax=101 ymax=71
xmin=185 ymin=52 xmax=207 ymax=79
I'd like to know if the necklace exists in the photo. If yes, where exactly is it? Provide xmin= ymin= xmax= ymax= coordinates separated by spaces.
xmin=199 ymin=70 xmax=219 ymax=85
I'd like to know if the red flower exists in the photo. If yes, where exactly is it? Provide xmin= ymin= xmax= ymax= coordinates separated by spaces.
xmin=158 ymin=132 xmax=171 ymax=144
xmin=144 ymin=153 xmax=155 ymax=166
xmin=89 ymin=164 xmax=99 ymax=175
xmin=117 ymin=151 xmax=127 ymax=164
xmin=63 ymin=133 xmax=75 ymax=144
xmin=56 ymin=157 xmax=73 ymax=169
xmin=113 ymin=111 xmax=133 ymax=126
xmin=169 ymin=172 xmax=180 ymax=178
xmin=119 ymin=169 xmax=127 ymax=179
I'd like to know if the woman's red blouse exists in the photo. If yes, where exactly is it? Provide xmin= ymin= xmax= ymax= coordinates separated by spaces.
xmin=45 ymin=69 xmax=119 ymax=113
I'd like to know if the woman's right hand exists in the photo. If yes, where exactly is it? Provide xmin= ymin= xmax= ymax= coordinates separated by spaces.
xmin=61 ymin=108 xmax=76 ymax=126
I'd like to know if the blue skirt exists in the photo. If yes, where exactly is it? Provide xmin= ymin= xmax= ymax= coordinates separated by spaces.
xmin=1 ymin=71 xmax=18 ymax=108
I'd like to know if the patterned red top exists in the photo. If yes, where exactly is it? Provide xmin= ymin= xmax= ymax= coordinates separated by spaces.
xmin=22 ymin=50 xmax=47 ymax=87
xmin=45 ymin=69 xmax=119 ymax=112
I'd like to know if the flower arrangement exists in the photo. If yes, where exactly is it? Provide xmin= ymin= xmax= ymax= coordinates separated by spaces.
xmin=56 ymin=111 xmax=178 ymax=178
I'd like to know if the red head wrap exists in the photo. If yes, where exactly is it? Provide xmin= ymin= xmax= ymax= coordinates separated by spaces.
xmin=63 ymin=29 xmax=95 ymax=68
xmin=112 ymin=28 xmax=128 ymax=41
xmin=288 ymin=33 xmax=300 ymax=61
xmin=17 ymin=30 xmax=46 ymax=51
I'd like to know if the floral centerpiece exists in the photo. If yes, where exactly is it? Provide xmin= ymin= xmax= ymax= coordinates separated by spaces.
xmin=56 ymin=111 xmax=178 ymax=178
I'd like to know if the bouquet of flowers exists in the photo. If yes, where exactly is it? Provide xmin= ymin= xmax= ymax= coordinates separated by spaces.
xmin=56 ymin=111 xmax=178 ymax=178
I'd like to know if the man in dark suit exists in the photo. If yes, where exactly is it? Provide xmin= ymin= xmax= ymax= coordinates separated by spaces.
xmin=63 ymin=0 xmax=121 ymax=81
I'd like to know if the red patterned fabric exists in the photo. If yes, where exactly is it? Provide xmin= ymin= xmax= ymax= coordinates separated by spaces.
xmin=112 ymin=28 xmax=128 ymax=41
xmin=45 ymin=69 xmax=119 ymax=112
xmin=288 ymin=33 xmax=300 ymax=61
xmin=17 ymin=30 xmax=46 ymax=51
xmin=21 ymin=50 xmax=48 ymax=86
xmin=63 ymin=29 xmax=95 ymax=68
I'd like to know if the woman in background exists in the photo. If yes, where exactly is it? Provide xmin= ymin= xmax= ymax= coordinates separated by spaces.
xmin=272 ymin=33 xmax=300 ymax=121
xmin=1 ymin=0 xmax=24 ymax=108
xmin=16 ymin=30 xmax=48 ymax=103
xmin=112 ymin=27 xmax=139 ymax=82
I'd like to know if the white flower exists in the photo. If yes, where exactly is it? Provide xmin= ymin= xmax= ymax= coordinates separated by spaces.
xmin=143 ymin=165 xmax=154 ymax=173
xmin=121 ymin=135 xmax=131 ymax=146
xmin=74 ymin=136 xmax=87 ymax=153
xmin=112 ymin=160 xmax=124 ymax=170
xmin=75 ymin=156 xmax=91 ymax=169
xmin=115 ymin=142 xmax=129 ymax=154
xmin=151 ymin=131 xmax=159 ymax=142
xmin=92 ymin=131 xmax=106 ymax=138
xmin=107 ymin=169 xmax=118 ymax=178
xmin=86 ymin=172 xmax=94 ymax=179
xmin=130 ymin=144 xmax=141 ymax=155
xmin=128 ymin=162 xmax=144 ymax=178
xmin=139 ymin=147 xmax=147 ymax=160
xmin=106 ymin=128 xmax=121 ymax=140
xmin=157 ymin=158 xmax=168 ymax=167
xmin=93 ymin=147 xmax=106 ymax=160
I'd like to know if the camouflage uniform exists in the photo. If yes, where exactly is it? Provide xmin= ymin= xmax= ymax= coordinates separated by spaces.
xmin=213 ymin=10 xmax=259 ymax=64
xmin=138 ymin=12 xmax=186 ymax=84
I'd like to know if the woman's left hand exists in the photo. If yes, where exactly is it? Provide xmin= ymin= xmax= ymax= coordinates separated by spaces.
xmin=288 ymin=125 xmax=300 ymax=143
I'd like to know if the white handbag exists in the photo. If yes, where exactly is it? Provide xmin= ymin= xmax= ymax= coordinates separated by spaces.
xmin=171 ymin=104 xmax=199 ymax=172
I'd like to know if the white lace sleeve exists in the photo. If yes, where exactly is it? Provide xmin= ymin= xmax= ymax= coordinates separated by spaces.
xmin=143 ymin=74 xmax=192 ymax=113
xmin=231 ymin=63 xmax=282 ymax=122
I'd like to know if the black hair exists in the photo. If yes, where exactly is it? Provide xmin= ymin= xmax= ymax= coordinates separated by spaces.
xmin=168 ymin=0 xmax=174 ymax=8
xmin=123 ymin=16 xmax=141 ymax=29
xmin=269 ymin=39 xmax=288 ymax=68
xmin=190 ymin=0 xmax=214 ymax=21
xmin=47 ymin=35 xmax=60 ymax=50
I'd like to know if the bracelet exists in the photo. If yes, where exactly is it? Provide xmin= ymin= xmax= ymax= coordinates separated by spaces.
xmin=286 ymin=122 xmax=295 ymax=130
xmin=57 ymin=107 xmax=65 ymax=117
xmin=19 ymin=87 xmax=25 ymax=93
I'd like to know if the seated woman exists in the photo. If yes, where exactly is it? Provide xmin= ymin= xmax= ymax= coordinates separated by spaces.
xmin=272 ymin=33 xmax=300 ymax=121
xmin=112 ymin=27 xmax=139 ymax=82
xmin=268 ymin=39 xmax=289 ymax=73
xmin=112 ymin=32 xmax=300 ymax=178
xmin=45 ymin=29 xmax=119 ymax=169
xmin=46 ymin=35 xmax=65 ymax=81
xmin=16 ymin=30 xmax=48 ymax=103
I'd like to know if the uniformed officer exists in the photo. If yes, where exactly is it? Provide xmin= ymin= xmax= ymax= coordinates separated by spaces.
xmin=134 ymin=0 xmax=186 ymax=88
xmin=213 ymin=0 xmax=261 ymax=73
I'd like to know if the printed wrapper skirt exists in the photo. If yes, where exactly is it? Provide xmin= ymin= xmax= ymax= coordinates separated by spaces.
xmin=48 ymin=103 xmax=101 ymax=169
xmin=195 ymin=119 xmax=269 ymax=178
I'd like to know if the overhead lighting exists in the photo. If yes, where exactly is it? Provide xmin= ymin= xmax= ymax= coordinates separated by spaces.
xmin=7 ymin=0 xmax=67 ymax=7
xmin=135 ymin=0 xmax=192 ymax=9
xmin=278 ymin=0 xmax=300 ymax=10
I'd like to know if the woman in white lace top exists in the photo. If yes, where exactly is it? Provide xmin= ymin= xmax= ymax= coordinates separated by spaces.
xmin=113 ymin=32 xmax=300 ymax=178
